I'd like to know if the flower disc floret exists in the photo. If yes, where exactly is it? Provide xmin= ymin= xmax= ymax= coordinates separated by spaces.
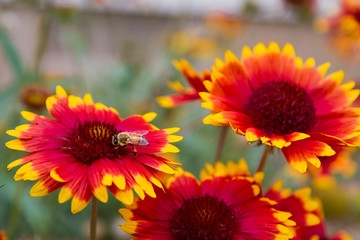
xmin=67 ymin=121 xmax=119 ymax=163
xmin=170 ymin=194 xmax=236 ymax=240
xmin=245 ymin=80 xmax=316 ymax=135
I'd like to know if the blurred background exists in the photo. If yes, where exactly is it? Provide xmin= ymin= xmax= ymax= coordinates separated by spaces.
xmin=1 ymin=0 xmax=360 ymax=239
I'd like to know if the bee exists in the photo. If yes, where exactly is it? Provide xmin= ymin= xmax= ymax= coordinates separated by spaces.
xmin=112 ymin=130 xmax=149 ymax=156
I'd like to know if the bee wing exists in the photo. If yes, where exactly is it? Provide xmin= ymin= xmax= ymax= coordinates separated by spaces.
xmin=131 ymin=130 xmax=149 ymax=136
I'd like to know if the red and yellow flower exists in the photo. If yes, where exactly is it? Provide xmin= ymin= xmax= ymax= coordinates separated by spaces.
xmin=157 ymin=59 xmax=211 ymax=108
xmin=6 ymin=86 xmax=182 ymax=213
xmin=120 ymin=170 xmax=295 ymax=240
xmin=315 ymin=0 xmax=360 ymax=33
xmin=201 ymin=42 xmax=360 ymax=173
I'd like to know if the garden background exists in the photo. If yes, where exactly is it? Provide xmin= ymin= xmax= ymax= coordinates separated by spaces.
xmin=1 ymin=0 xmax=360 ymax=239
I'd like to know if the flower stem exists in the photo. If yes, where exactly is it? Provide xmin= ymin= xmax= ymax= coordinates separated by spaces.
xmin=256 ymin=145 xmax=271 ymax=172
xmin=90 ymin=197 xmax=98 ymax=240
xmin=214 ymin=126 xmax=229 ymax=163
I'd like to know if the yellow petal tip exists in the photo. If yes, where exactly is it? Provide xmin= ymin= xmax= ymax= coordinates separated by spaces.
xmin=56 ymin=85 xmax=67 ymax=97
xmin=162 ymin=144 xmax=180 ymax=153
xmin=142 ymin=112 xmax=157 ymax=122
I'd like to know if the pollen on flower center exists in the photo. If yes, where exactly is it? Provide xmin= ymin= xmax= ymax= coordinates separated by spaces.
xmin=66 ymin=121 xmax=120 ymax=163
xmin=245 ymin=80 xmax=316 ymax=135
xmin=170 ymin=194 xmax=236 ymax=240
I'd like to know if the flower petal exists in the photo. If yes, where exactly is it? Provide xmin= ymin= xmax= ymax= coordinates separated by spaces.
xmin=282 ymin=139 xmax=335 ymax=173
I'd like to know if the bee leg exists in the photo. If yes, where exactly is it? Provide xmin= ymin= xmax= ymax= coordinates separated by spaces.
xmin=129 ymin=143 xmax=137 ymax=157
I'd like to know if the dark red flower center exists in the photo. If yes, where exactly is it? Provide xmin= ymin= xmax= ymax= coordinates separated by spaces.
xmin=349 ymin=9 xmax=360 ymax=23
xmin=66 ymin=121 xmax=122 ymax=163
xmin=170 ymin=194 xmax=236 ymax=240
xmin=245 ymin=80 xmax=316 ymax=135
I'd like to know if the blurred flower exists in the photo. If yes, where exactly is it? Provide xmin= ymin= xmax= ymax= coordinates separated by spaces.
xmin=310 ymin=147 xmax=357 ymax=178
xmin=204 ymin=10 xmax=243 ymax=38
xmin=265 ymin=180 xmax=322 ymax=238
xmin=313 ymin=182 xmax=351 ymax=220
xmin=120 ymin=170 xmax=295 ymax=239
xmin=168 ymin=29 xmax=218 ymax=59
xmin=157 ymin=59 xmax=211 ymax=108
xmin=0 ymin=230 xmax=7 ymax=240
xmin=6 ymin=86 xmax=182 ymax=213
xmin=201 ymin=42 xmax=360 ymax=173
xmin=293 ymin=199 xmax=353 ymax=240
xmin=315 ymin=0 xmax=360 ymax=33
xmin=315 ymin=0 xmax=360 ymax=59
xmin=20 ymin=84 xmax=52 ymax=110
xmin=285 ymin=147 xmax=357 ymax=190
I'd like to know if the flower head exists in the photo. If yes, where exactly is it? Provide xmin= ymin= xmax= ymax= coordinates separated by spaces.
xmin=20 ymin=84 xmax=51 ymax=110
xmin=201 ymin=42 xmax=360 ymax=173
xmin=316 ymin=0 xmax=360 ymax=32
xmin=120 ymin=170 xmax=295 ymax=240
xmin=6 ymin=86 xmax=182 ymax=213
xmin=157 ymin=59 xmax=211 ymax=108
